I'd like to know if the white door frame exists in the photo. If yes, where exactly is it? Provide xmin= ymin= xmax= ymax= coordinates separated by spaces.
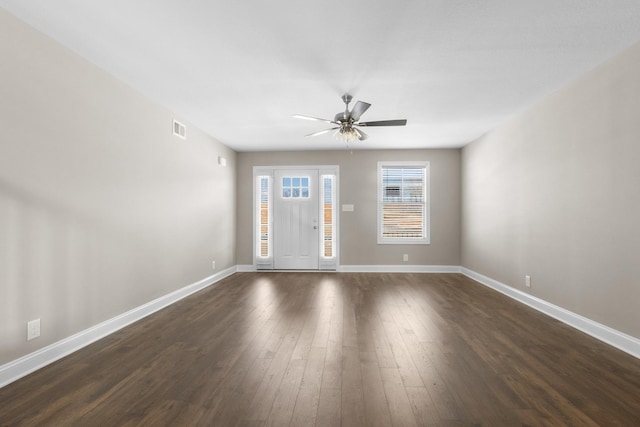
xmin=253 ymin=165 xmax=339 ymax=270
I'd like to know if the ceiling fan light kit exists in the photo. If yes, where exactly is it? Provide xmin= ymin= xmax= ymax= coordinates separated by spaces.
xmin=335 ymin=126 xmax=362 ymax=143
xmin=294 ymin=93 xmax=407 ymax=144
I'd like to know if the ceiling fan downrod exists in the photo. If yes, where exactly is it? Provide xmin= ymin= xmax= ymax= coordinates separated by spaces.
xmin=341 ymin=93 xmax=353 ymax=122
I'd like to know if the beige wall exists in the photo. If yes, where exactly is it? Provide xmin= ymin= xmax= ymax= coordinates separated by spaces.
xmin=236 ymin=149 xmax=461 ymax=266
xmin=0 ymin=10 xmax=236 ymax=364
xmin=462 ymin=41 xmax=640 ymax=338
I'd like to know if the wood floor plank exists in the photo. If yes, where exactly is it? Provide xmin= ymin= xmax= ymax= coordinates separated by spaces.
xmin=290 ymin=308 xmax=320 ymax=361
xmin=380 ymin=367 xmax=419 ymax=427
xmin=341 ymin=281 xmax=359 ymax=349
xmin=1 ymin=272 xmax=639 ymax=426
xmin=265 ymin=358 xmax=306 ymax=427
xmin=379 ymin=304 xmax=425 ymax=387
xmin=315 ymin=387 xmax=341 ymax=427
xmin=311 ymin=305 xmax=332 ymax=349
xmin=289 ymin=346 xmax=326 ymax=426
xmin=405 ymin=386 xmax=439 ymax=427
xmin=399 ymin=330 xmax=462 ymax=421
xmin=245 ymin=316 xmax=305 ymax=422
xmin=360 ymin=351 xmax=393 ymax=427
xmin=321 ymin=291 xmax=344 ymax=390
xmin=340 ymin=346 xmax=366 ymax=427
xmin=203 ymin=357 xmax=272 ymax=425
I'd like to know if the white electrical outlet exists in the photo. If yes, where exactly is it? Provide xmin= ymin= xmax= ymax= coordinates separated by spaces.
xmin=212 ymin=260 xmax=216 ymax=270
xmin=525 ymin=275 xmax=531 ymax=288
xmin=403 ymin=254 xmax=409 ymax=262
xmin=27 ymin=319 xmax=41 ymax=341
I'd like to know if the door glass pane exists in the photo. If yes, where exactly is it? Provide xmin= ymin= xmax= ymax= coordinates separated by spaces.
xmin=281 ymin=176 xmax=310 ymax=199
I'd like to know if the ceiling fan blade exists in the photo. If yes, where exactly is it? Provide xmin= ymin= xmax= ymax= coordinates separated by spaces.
xmin=355 ymin=128 xmax=368 ymax=141
xmin=357 ymin=119 xmax=407 ymax=127
xmin=306 ymin=127 xmax=339 ymax=137
xmin=350 ymin=101 xmax=371 ymax=121
xmin=293 ymin=114 xmax=337 ymax=124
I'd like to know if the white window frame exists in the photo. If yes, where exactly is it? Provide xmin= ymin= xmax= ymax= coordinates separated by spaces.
xmin=377 ymin=161 xmax=430 ymax=245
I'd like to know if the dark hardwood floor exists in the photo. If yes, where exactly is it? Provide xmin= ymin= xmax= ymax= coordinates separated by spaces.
xmin=1 ymin=272 xmax=639 ymax=426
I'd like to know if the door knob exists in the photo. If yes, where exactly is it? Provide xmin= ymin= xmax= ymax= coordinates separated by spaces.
xmin=313 ymin=226 xmax=318 ymax=229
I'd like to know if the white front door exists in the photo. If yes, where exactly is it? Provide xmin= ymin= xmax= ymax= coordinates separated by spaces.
xmin=273 ymin=169 xmax=319 ymax=269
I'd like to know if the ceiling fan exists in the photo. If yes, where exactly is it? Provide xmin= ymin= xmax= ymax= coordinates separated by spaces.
xmin=293 ymin=94 xmax=407 ymax=142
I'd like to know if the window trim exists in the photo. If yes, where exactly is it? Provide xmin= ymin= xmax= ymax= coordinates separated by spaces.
xmin=377 ymin=161 xmax=430 ymax=245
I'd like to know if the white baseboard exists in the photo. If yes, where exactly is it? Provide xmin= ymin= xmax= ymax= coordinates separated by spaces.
xmin=461 ymin=267 xmax=640 ymax=359
xmin=0 ymin=266 xmax=237 ymax=389
xmin=236 ymin=264 xmax=257 ymax=272
xmin=338 ymin=265 xmax=462 ymax=273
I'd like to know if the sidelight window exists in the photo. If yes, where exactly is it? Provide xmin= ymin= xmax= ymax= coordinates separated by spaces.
xmin=256 ymin=175 xmax=271 ymax=258
xmin=321 ymin=175 xmax=335 ymax=258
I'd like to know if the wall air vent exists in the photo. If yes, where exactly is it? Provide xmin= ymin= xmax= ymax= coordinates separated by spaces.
xmin=173 ymin=119 xmax=186 ymax=139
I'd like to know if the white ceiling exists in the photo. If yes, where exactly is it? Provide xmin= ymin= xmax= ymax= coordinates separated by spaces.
xmin=3 ymin=1 xmax=640 ymax=152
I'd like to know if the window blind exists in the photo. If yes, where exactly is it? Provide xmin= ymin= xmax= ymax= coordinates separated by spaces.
xmin=321 ymin=175 xmax=335 ymax=258
xmin=256 ymin=176 xmax=270 ymax=257
xmin=380 ymin=166 xmax=426 ymax=240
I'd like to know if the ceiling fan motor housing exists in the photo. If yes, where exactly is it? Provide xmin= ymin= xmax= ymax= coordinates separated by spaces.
xmin=336 ymin=93 xmax=354 ymax=123
xmin=335 ymin=112 xmax=353 ymax=124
